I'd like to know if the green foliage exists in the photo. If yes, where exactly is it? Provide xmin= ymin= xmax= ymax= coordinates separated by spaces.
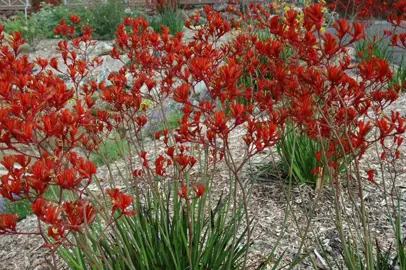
xmin=90 ymin=134 xmax=129 ymax=166
xmin=3 ymin=12 xmax=46 ymax=49
xmin=164 ymin=111 xmax=183 ymax=130
xmin=277 ymin=127 xmax=322 ymax=186
xmin=9 ymin=2 xmax=147 ymax=41
xmin=339 ymin=195 xmax=406 ymax=270
xmin=341 ymin=239 xmax=404 ymax=270
xmin=355 ymin=39 xmax=393 ymax=62
xmin=3 ymin=14 xmax=27 ymax=35
xmin=375 ymin=240 xmax=396 ymax=270
xmin=32 ymin=5 xmax=66 ymax=38
xmin=2 ymin=185 xmax=69 ymax=220
xmin=86 ymin=0 xmax=127 ymax=40
xmin=4 ymin=198 xmax=32 ymax=220
xmin=389 ymin=61 xmax=406 ymax=92
xmin=58 ymin=190 xmax=253 ymax=269
xmin=256 ymin=29 xmax=272 ymax=41
xmin=151 ymin=9 xmax=184 ymax=35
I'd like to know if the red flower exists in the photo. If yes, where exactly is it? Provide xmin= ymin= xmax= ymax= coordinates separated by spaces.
xmin=174 ymin=154 xmax=196 ymax=172
xmin=43 ymin=204 xmax=62 ymax=225
xmin=77 ymin=159 xmax=97 ymax=179
xmin=54 ymin=168 xmax=82 ymax=190
xmin=155 ymin=155 xmax=167 ymax=176
xmin=177 ymin=185 xmax=190 ymax=200
xmin=133 ymin=169 xmax=143 ymax=177
xmin=303 ymin=4 xmax=324 ymax=31
xmin=173 ymin=84 xmax=190 ymax=103
xmin=107 ymin=188 xmax=136 ymax=216
xmin=47 ymin=224 xmax=64 ymax=241
xmin=54 ymin=19 xmax=75 ymax=36
xmin=193 ymin=184 xmax=206 ymax=198
xmin=33 ymin=199 xmax=61 ymax=225
xmin=69 ymin=14 xmax=82 ymax=24
xmin=367 ymin=169 xmax=376 ymax=184
xmin=140 ymin=152 xmax=149 ymax=168
xmin=0 ymin=213 xmax=18 ymax=233
xmin=63 ymin=201 xmax=97 ymax=231
xmin=315 ymin=151 xmax=322 ymax=162
xmin=32 ymin=198 xmax=46 ymax=217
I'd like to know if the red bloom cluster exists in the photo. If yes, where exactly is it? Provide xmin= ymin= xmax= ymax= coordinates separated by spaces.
xmin=177 ymin=184 xmax=206 ymax=200
xmin=107 ymin=188 xmax=136 ymax=216
xmin=0 ymin=213 xmax=18 ymax=234
xmin=107 ymin=188 xmax=137 ymax=216
xmin=0 ymin=18 xmax=103 ymax=244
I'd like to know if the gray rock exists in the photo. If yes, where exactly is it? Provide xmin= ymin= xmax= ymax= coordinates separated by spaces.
xmin=193 ymin=80 xmax=208 ymax=98
xmin=176 ymin=9 xmax=189 ymax=22
xmin=0 ymin=197 xmax=5 ymax=213
xmin=213 ymin=3 xmax=228 ymax=12
xmin=198 ymin=17 xmax=208 ymax=25
xmin=93 ymin=42 xmax=114 ymax=57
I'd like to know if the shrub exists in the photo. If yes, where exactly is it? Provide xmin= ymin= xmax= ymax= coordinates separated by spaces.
xmin=28 ymin=3 xmax=90 ymax=39
xmin=150 ymin=9 xmax=184 ymax=35
xmin=355 ymin=39 xmax=393 ymax=62
xmin=90 ymin=133 xmax=129 ymax=166
xmin=276 ymin=127 xmax=323 ymax=187
xmin=3 ymin=12 xmax=46 ymax=49
xmin=58 ymin=191 xmax=252 ymax=269
xmin=4 ymin=198 xmax=32 ymax=221
xmin=27 ymin=2 xmax=146 ymax=40
xmin=87 ymin=0 xmax=127 ymax=40
xmin=390 ymin=61 xmax=406 ymax=92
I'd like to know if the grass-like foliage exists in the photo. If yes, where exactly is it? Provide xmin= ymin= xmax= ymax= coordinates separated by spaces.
xmin=277 ymin=127 xmax=322 ymax=187
xmin=90 ymin=134 xmax=129 ymax=166
xmin=390 ymin=61 xmax=406 ymax=92
xmin=4 ymin=198 xmax=32 ymax=221
xmin=355 ymin=39 xmax=393 ymax=62
xmin=86 ymin=0 xmax=127 ymax=40
xmin=58 ymin=190 xmax=252 ymax=270
xmin=150 ymin=9 xmax=184 ymax=35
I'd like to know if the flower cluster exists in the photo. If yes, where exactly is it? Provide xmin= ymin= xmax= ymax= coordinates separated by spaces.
xmin=0 ymin=17 xmax=125 ymax=245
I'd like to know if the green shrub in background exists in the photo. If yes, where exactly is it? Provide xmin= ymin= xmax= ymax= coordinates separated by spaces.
xmin=33 ymin=1 xmax=128 ymax=40
xmin=87 ymin=0 xmax=127 ymax=40
xmin=277 ymin=127 xmax=323 ymax=187
xmin=151 ymin=9 xmax=184 ymax=35
xmin=2 ymin=185 xmax=69 ymax=221
xmin=355 ymin=39 xmax=393 ymax=62
xmin=3 ymin=2 xmax=148 ymax=42
xmin=355 ymin=40 xmax=404 ymax=92
xmin=90 ymin=134 xmax=129 ymax=166
xmin=163 ymin=111 xmax=182 ymax=130
xmin=4 ymin=198 xmax=32 ymax=221
xmin=389 ymin=60 xmax=406 ymax=92
xmin=3 ymin=12 xmax=46 ymax=50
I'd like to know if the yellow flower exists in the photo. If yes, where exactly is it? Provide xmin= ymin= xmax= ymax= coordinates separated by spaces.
xmin=140 ymin=99 xmax=153 ymax=111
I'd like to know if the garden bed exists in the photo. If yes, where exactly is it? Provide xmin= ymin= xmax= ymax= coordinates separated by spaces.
xmin=1 ymin=2 xmax=406 ymax=270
